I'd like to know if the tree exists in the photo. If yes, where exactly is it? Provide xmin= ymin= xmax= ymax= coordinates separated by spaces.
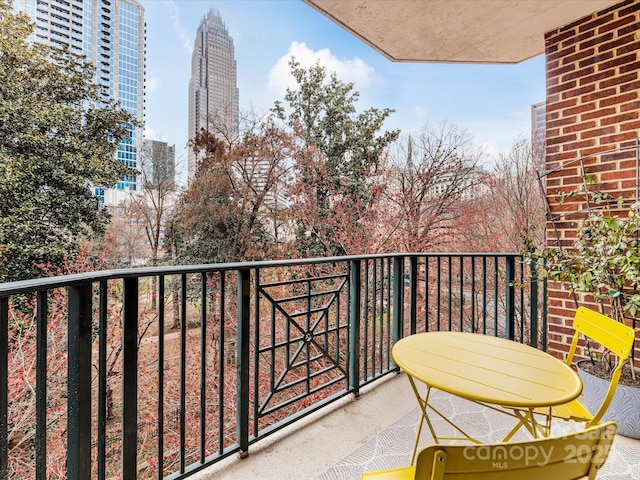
xmin=487 ymin=138 xmax=546 ymax=252
xmin=386 ymin=122 xmax=485 ymax=252
xmin=107 ymin=201 xmax=150 ymax=266
xmin=110 ymin=142 xmax=179 ymax=268
xmin=273 ymin=58 xmax=399 ymax=257
xmin=457 ymin=138 xmax=545 ymax=253
xmin=169 ymin=115 xmax=293 ymax=264
xmin=0 ymin=1 xmax=137 ymax=282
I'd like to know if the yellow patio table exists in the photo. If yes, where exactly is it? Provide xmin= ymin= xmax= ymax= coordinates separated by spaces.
xmin=392 ymin=331 xmax=583 ymax=464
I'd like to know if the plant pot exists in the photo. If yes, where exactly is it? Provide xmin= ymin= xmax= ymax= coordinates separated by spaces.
xmin=577 ymin=359 xmax=640 ymax=439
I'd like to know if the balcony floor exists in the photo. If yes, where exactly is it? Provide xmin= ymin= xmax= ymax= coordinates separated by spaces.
xmin=194 ymin=373 xmax=640 ymax=479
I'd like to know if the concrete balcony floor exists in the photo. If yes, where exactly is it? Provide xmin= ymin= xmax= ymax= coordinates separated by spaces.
xmin=194 ymin=373 xmax=640 ymax=480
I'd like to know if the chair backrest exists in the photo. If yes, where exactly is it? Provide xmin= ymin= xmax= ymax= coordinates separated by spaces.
xmin=566 ymin=306 xmax=635 ymax=425
xmin=414 ymin=421 xmax=617 ymax=480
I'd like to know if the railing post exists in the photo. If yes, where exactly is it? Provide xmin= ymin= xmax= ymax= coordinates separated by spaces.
xmin=122 ymin=278 xmax=139 ymax=478
xmin=179 ymin=274 xmax=187 ymax=472
xmin=0 ymin=297 xmax=8 ymax=480
xmin=393 ymin=256 xmax=404 ymax=345
xmin=67 ymin=283 xmax=92 ymax=480
xmin=237 ymin=269 xmax=251 ymax=458
xmin=505 ymin=256 xmax=515 ymax=340
xmin=409 ymin=256 xmax=418 ymax=335
xmin=36 ymin=291 xmax=48 ymax=479
xmin=529 ymin=258 xmax=538 ymax=348
xmin=97 ymin=281 xmax=108 ymax=480
xmin=349 ymin=260 xmax=361 ymax=396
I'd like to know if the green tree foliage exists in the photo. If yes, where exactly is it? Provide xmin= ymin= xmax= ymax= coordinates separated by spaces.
xmin=273 ymin=58 xmax=399 ymax=257
xmin=0 ymin=2 xmax=137 ymax=282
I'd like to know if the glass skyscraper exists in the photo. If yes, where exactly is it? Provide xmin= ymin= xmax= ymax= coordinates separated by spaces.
xmin=188 ymin=9 xmax=239 ymax=182
xmin=13 ymin=0 xmax=146 ymax=205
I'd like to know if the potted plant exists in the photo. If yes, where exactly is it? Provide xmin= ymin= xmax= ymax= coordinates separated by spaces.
xmin=528 ymin=189 xmax=640 ymax=438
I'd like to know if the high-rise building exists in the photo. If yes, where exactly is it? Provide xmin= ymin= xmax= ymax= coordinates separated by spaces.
xmin=142 ymin=139 xmax=176 ymax=189
xmin=531 ymin=101 xmax=546 ymax=175
xmin=188 ymin=9 xmax=239 ymax=182
xmin=13 ymin=0 xmax=146 ymax=205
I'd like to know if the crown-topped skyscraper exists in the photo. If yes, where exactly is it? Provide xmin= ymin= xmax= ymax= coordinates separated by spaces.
xmin=188 ymin=10 xmax=239 ymax=182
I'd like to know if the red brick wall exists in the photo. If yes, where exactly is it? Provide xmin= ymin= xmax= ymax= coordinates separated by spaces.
xmin=544 ymin=0 xmax=640 ymax=361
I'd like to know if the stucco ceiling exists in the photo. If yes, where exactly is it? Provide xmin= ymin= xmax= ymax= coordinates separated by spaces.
xmin=303 ymin=0 xmax=621 ymax=64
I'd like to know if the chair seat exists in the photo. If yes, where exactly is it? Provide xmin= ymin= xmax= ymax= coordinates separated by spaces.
xmin=361 ymin=465 xmax=415 ymax=480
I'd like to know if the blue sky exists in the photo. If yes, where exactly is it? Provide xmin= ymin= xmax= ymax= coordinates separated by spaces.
xmin=141 ymin=0 xmax=546 ymax=178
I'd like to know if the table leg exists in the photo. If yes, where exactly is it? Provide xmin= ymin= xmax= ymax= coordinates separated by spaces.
xmin=408 ymin=375 xmax=434 ymax=465
xmin=406 ymin=376 xmax=483 ymax=465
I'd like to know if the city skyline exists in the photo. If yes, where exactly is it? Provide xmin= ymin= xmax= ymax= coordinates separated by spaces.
xmin=142 ymin=0 xmax=546 ymax=185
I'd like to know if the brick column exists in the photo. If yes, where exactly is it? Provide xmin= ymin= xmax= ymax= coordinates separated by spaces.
xmin=544 ymin=0 xmax=640 ymax=361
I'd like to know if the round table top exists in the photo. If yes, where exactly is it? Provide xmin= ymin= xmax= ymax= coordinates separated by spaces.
xmin=392 ymin=331 xmax=583 ymax=408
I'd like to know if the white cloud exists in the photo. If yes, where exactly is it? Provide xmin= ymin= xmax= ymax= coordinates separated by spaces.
xmin=143 ymin=125 xmax=159 ymax=141
xmin=267 ymin=41 xmax=376 ymax=97
xmin=165 ymin=0 xmax=192 ymax=56
xmin=146 ymin=76 xmax=161 ymax=93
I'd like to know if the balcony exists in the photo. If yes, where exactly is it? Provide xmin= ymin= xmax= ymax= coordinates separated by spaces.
xmin=1 ymin=253 xmax=636 ymax=479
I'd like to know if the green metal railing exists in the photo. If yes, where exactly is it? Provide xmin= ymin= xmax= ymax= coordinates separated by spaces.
xmin=0 ymin=253 xmax=544 ymax=479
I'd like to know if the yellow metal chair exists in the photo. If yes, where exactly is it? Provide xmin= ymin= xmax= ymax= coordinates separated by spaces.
xmin=360 ymin=421 xmax=617 ymax=480
xmin=504 ymin=306 xmax=635 ymax=440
